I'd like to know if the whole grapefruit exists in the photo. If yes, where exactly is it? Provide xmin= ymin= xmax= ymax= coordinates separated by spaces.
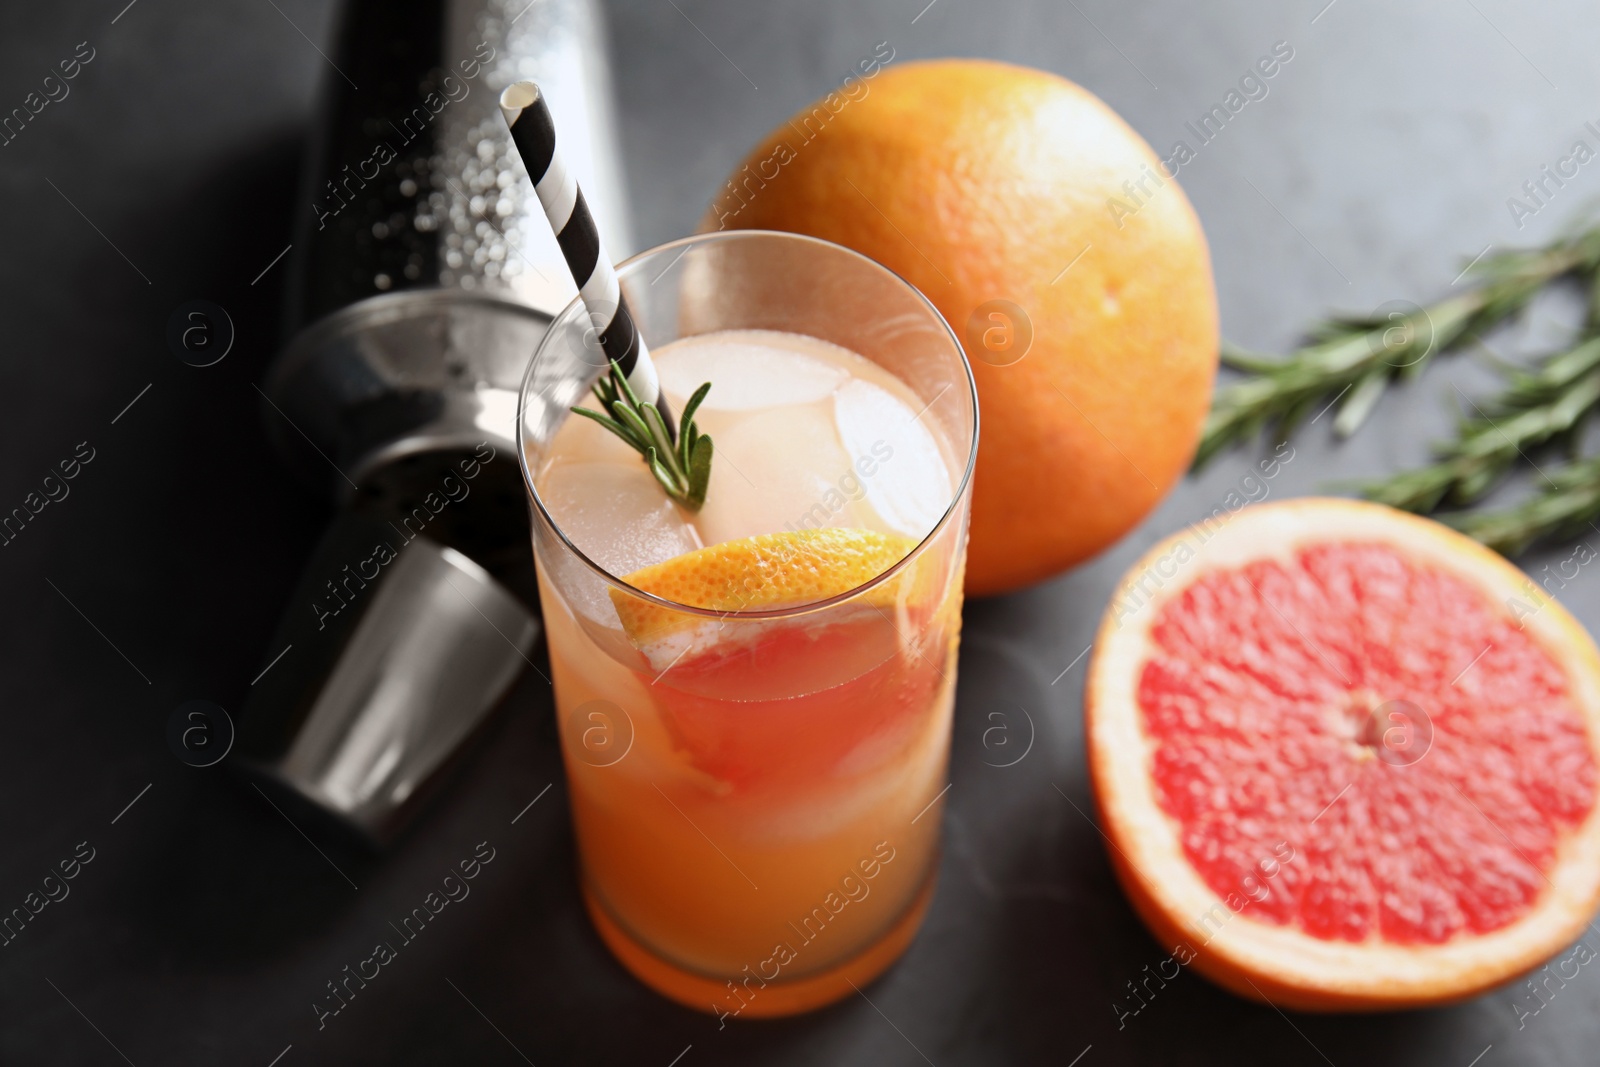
xmin=704 ymin=58 xmax=1218 ymax=596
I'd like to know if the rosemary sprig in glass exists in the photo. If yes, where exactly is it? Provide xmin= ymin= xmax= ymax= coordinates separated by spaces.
xmin=570 ymin=361 xmax=715 ymax=511
xmin=1194 ymin=223 xmax=1600 ymax=469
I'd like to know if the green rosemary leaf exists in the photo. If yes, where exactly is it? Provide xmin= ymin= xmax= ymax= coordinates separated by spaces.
xmin=1331 ymin=365 xmax=1390 ymax=438
xmin=614 ymin=360 xmax=645 ymax=410
xmin=1218 ymin=342 xmax=1285 ymax=375
xmin=569 ymin=403 xmax=646 ymax=451
xmin=1361 ymin=461 xmax=1460 ymax=513
xmin=640 ymin=403 xmax=677 ymax=465
xmin=685 ymin=434 xmax=714 ymax=511
xmin=616 ymin=403 xmax=655 ymax=447
xmin=568 ymin=360 xmax=716 ymax=512
xmin=645 ymin=446 xmax=682 ymax=498
xmin=679 ymin=381 xmax=712 ymax=434
xmin=680 ymin=423 xmax=700 ymax=475
xmin=1445 ymin=457 xmax=1600 ymax=555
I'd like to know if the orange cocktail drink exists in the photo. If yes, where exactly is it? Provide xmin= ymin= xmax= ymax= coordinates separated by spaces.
xmin=518 ymin=231 xmax=976 ymax=1017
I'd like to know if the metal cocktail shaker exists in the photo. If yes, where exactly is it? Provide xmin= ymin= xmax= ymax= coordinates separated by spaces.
xmin=236 ymin=0 xmax=634 ymax=844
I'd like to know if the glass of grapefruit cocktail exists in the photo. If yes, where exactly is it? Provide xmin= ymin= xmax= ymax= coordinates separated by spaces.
xmin=517 ymin=230 xmax=977 ymax=1016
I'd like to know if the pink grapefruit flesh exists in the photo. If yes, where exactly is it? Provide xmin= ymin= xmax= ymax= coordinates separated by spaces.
xmin=1143 ymin=541 xmax=1595 ymax=944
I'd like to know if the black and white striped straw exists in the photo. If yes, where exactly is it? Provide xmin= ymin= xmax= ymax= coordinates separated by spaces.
xmin=499 ymin=81 xmax=674 ymax=439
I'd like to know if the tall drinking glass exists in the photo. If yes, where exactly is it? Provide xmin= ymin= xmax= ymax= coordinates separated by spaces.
xmin=517 ymin=230 xmax=977 ymax=1017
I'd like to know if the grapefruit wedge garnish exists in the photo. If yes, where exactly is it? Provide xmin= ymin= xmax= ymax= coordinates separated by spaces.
xmin=1087 ymin=497 xmax=1600 ymax=1010
xmin=610 ymin=528 xmax=945 ymax=786
xmin=611 ymin=527 xmax=921 ymax=671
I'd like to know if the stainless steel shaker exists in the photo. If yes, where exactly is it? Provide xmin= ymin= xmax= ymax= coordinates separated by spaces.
xmin=236 ymin=0 xmax=634 ymax=844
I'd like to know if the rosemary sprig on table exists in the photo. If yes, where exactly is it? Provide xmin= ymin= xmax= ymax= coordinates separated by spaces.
xmin=570 ymin=361 xmax=715 ymax=511
xmin=1444 ymin=456 xmax=1600 ymax=556
xmin=1356 ymin=254 xmax=1600 ymax=554
xmin=1361 ymin=332 xmax=1600 ymax=513
xmin=1194 ymin=224 xmax=1600 ymax=469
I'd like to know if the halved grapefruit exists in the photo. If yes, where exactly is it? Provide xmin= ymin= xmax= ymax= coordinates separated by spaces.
xmin=1086 ymin=497 xmax=1600 ymax=1009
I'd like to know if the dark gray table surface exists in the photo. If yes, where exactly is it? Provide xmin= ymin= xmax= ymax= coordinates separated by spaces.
xmin=3 ymin=0 xmax=1597 ymax=1063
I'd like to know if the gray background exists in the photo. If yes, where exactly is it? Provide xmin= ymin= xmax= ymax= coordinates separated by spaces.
xmin=2 ymin=0 xmax=1597 ymax=1063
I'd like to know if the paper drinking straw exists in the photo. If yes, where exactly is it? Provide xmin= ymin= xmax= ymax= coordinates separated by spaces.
xmin=499 ymin=81 xmax=675 ymax=438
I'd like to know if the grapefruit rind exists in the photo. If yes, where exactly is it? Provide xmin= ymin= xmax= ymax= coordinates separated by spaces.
xmin=1086 ymin=497 xmax=1600 ymax=1010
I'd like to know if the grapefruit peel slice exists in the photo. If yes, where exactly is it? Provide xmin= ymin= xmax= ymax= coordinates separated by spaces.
xmin=610 ymin=528 xmax=927 ymax=671
xmin=1086 ymin=497 xmax=1600 ymax=1010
